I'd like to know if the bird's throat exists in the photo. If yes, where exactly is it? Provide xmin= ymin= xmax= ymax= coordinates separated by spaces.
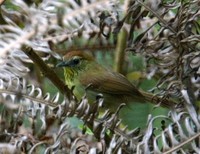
xmin=64 ymin=68 xmax=77 ymax=86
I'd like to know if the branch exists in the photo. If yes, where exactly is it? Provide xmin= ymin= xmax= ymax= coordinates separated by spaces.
xmin=113 ymin=1 xmax=131 ymax=74
xmin=163 ymin=131 xmax=200 ymax=154
xmin=21 ymin=45 xmax=73 ymax=100
xmin=0 ymin=0 xmax=5 ymax=5
xmin=136 ymin=0 xmax=176 ymax=33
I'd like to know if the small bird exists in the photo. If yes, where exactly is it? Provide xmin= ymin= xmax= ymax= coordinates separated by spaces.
xmin=57 ymin=51 xmax=175 ymax=111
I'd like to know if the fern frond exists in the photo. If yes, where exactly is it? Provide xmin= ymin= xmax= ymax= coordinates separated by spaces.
xmin=1 ymin=77 xmax=200 ymax=153
xmin=137 ymin=89 xmax=200 ymax=153
xmin=126 ymin=0 xmax=200 ymax=104
xmin=0 ymin=77 xmax=142 ymax=153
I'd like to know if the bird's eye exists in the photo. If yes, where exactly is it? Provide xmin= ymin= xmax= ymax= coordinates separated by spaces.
xmin=72 ymin=58 xmax=80 ymax=65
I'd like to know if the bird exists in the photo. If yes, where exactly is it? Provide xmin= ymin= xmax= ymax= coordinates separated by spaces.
xmin=57 ymin=51 xmax=175 ymax=111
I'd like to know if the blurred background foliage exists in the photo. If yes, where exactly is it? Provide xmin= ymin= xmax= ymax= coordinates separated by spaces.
xmin=0 ymin=0 xmax=200 ymax=153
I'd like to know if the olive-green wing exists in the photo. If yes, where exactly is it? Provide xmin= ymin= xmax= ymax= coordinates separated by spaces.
xmin=80 ymin=69 xmax=142 ymax=96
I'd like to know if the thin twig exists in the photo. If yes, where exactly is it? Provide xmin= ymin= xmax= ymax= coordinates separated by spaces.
xmin=136 ymin=0 xmax=176 ymax=33
xmin=163 ymin=131 xmax=200 ymax=154
xmin=49 ymin=42 xmax=115 ymax=55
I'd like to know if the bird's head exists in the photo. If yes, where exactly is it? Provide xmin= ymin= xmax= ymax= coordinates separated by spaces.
xmin=57 ymin=51 xmax=94 ymax=69
xmin=57 ymin=51 xmax=94 ymax=82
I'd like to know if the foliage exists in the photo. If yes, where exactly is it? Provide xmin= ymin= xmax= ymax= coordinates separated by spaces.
xmin=0 ymin=0 xmax=200 ymax=153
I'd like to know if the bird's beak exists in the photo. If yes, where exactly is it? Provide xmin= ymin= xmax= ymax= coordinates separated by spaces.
xmin=56 ymin=61 xmax=69 ymax=67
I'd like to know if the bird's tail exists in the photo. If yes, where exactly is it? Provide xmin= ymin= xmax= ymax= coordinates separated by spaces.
xmin=140 ymin=90 xmax=175 ymax=108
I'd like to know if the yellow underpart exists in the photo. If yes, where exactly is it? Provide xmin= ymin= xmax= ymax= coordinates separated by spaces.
xmin=64 ymin=68 xmax=76 ymax=88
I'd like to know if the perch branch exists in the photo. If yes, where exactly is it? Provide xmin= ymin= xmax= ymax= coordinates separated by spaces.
xmin=21 ymin=45 xmax=73 ymax=100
